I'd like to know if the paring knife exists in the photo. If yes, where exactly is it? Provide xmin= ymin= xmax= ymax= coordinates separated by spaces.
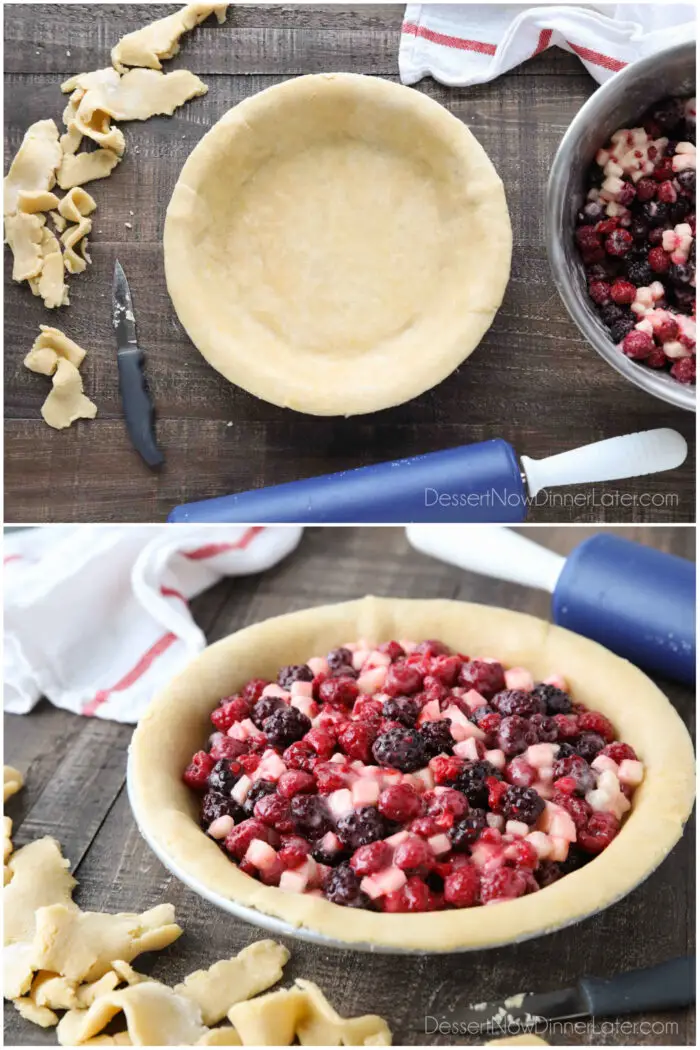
xmin=442 ymin=957 xmax=695 ymax=1033
xmin=406 ymin=527 xmax=696 ymax=684
xmin=167 ymin=429 xmax=686 ymax=523
xmin=112 ymin=259 xmax=164 ymax=469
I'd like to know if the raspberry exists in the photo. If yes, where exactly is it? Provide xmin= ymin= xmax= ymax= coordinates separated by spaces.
xmin=552 ymin=755 xmax=594 ymax=795
xmin=418 ymin=719 xmax=454 ymax=758
xmin=278 ymin=843 xmax=309 ymax=869
xmin=636 ymin=177 xmax=657 ymax=201
xmin=211 ymin=697 xmax=250 ymax=731
xmin=277 ymin=770 xmax=316 ymax=798
xmin=383 ymin=875 xmax=432 ymax=913
xmin=656 ymin=179 xmax=678 ymax=203
xmin=324 ymin=863 xmax=370 ymax=908
xmin=242 ymin=678 xmax=269 ymax=704
xmin=610 ymin=279 xmax=637 ymax=304
xmin=254 ymin=793 xmax=293 ymax=832
xmin=282 ymin=741 xmax=317 ymax=773
xmin=394 ymin=836 xmax=432 ymax=871
xmin=209 ymin=734 xmax=247 ymax=762
xmin=183 ymin=751 xmax=214 ymax=791
xmin=655 ymin=315 xmax=679 ymax=342
xmin=481 ymin=867 xmax=531 ymax=904
xmin=578 ymin=711 xmax=616 ymax=742
xmin=384 ymin=664 xmax=424 ymax=697
xmin=336 ymin=807 xmax=389 ymax=850
xmin=304 ymin=727 xmax=336 ymax=759
xmin=429 ymin=754 xmax=464 ymax=785
xmin=224 ymin=818 xmax=276 ymax=859
xmin=416 ymin=639 xmax=452 ymax=657
xmin=576 ymin=225 xmax=602 ymax=252
xmin=605 ymin=229 xmax=633 ymax=256
xmin=578 ymin=811 xmax=620 ymax=853
xmin=492 ymin=690 xmax=544 ymax=718
xmin=430 ymin=655 xmax=462 ymax=686
xmin=505 ymin=756 xmax=537 ymax=787
xmin=671 ymin=357 xmax=696 ymax=384
xmin=529 ymin=714 xmax=558 ymax=743
xmin=238 ymin=753 xmax=261 ymax=775
xmin=645 ymin=347 xmax=668 ymax=368
xmin=622 ymin=330 xmax=654 ymax=359
xmin=457 ymin=659 xmax=506 ymax=699
xmin=551 ymin=791 xmax=592 ymax=831
xmin=601 ymin=742 xmax=637 ymax=764
xmin=487 ymin=778 xmax=509 ymax=812
xmin=497 ymin=715 xmax=538 ymax=756
xmin=264 ymin=707 xmax=311 ymax=749
xmin=318 ymin=676 xmax=359 ymax=708
xmin=653 ymin=157 xmax=674 ymax=181
xmin=508 ymin=840 xmax=538 ymax=869
xmin=409 ymin=816 xmax=440 ymax=838
xmin=377 ymin=640 xmax=405 ymax=661
xmin=553 ymin=776 xmax=577 ymax=795
xmin=314 ymin=762 xmax=348 ymax=794
xmin=277 ymin=664 xmax=314 ymax=689
xmin=444 ymin=865 xmax=480 ymax=907
xmin=378 ymin=783 xmax=424 ymax=823
xmin=617 ymin=182 xmax=636 ymax=207
xmin=337 ymin=722 xmax=377 ymax=763
xmin=425 ymin=788 xmax=469 ymax=828
xmin=501 ymin=785 xmax=545 ymax=825
xmin=648 ymin=247 xmax=670 ymax=273
xmin=372 ymin=728 xmax=426 ymax=773
xmin=350 ymin=840 xmax=392 ymax=876
xmin=476 ymin=711 xmax=501 ymax=737
xmin=352 ymin=697 xmax=383 ymax=721
xmin=589 ymin=279 xmax=611 ymax=305
xmin=421 ymin=677 xmax=449 ymax=703
xmin=553 ymin=714 xmax=579 ymax=740
xmin=450 ymin=810 xmax=487 ymax=850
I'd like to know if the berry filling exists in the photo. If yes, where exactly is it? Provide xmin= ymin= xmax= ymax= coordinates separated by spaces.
xmin=184 ymin=639 xmax=643 ymax=913
xmin=574 ymin=96 xmax=696 ymax=384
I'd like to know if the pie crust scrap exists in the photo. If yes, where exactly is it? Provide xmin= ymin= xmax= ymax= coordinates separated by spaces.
xmin=130 ymin=596 xmax=695 ymax=952
xmin=173 ymin=939 xmax=290 ymax=1025
xmin=24 ymin=325 xmax=97 ymax=429
xmin=112 ymin=4 xmax=228 ymax=72
xmin=164 ymin=73 xmax=512 ymax=416
xmin=486 ymin=1037 xmax=548 ymax=1046
xmin=4 ymin=765 xmax=24 ymax=802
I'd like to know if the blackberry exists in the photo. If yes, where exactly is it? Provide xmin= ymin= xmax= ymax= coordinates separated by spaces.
xmin=277 ymin=664 xmax=314 ymax=689
xmin=577 ymin=201 xmax=605 ymax=225
xmin=532 ymin=683 xmax=572 ymax=715
xmin=558 ymin=846 xmax=593 ymax=875
xmin=574 ymin=731 xmax=606 ymax=762
xmin=417 ymin=719 xmax=454 ymax=758
xmin=312 ymin=840 xmax=348 ymax=867
xmin=243 ymin=779 xmax=277 ymax=816
xmin=599 ymin=303 xmax=626 ymax=328
xmin=372 ymin=728 xmax=426 ymax=773
xmin=497 ymin=715 xmax=538 ymax=756
xmin=625 ymin=260 xmax=653 ymax=285
xmin=207 ymin=759 xmax=241 ymax=795
xmin=677 ymin=169 xmax=696 ymax=195
xmin=673 ymin=286 xmax=696 ymax=311
xmin=200 ymin=791 xmax=242 ymax=827
xmin=610 ymin=317 xmax=637 ymax=343
xmin=669 ymin=262 xmax=693 ymax=286
xmin=251 ymin=695 xmax=284 ymax=729
xmin=469 ymin=705 xmax=493 ymax=725
xmin=454 ymin=760 xmax=501 ymax=808
xmin=641 ymin=200 xmax=669 ymax=227
xmin=556 ymin=742 xmax=577 ymax=761
xmin=535 ymin=861 xmax=563 ymax=887
xmin=326 ymin=647 xmax=356 ymax=675
xmin=529 ymin=714 xmax=558 ymax=743
xmin=629 ymin=218 xmax=650 ymax=242
xmin=263 ymin=706 xmax=311 ymax=749
xmin=491 ymin=689 xmax=544 ymax=718
xmin=382 ymin=696 xmax=421 ymax=728
xmin=450 ymin=809 xmax=487 ymax=850
xmin=669 ymin=198 xmax=691 ymax=223
xmin=336 ymin=806 xmax=389 ymax=850
xmin=501 ymin=785 xmax=545 ymax=825
xmin=289 ymin=794 xmax=332 ymax=837
xmin=324 ymin=862 xmax=371 ymax=908
xmin=649 ymin=97 xmax=684 ymax=132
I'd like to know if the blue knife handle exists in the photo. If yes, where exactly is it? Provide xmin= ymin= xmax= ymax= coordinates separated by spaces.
xmin=118 ymin=348 xmax=164 ymax=469
xmin=552 ymin=534 xmax=695 ymax=684
xmin=167 ymin=439 xmax=527 ymax=523
xmin=579 ymin=957 xmax=695 ymax=1017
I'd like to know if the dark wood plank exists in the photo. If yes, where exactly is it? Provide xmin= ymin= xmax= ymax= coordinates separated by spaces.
xmin=4 ymin=526 xmax=695 ymax=1046
xmin=3 ymin=6 xmax=695 ymax=523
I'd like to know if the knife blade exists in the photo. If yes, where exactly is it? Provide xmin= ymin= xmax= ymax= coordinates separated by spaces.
xmin=112 ymin=259 xmax=164 ymax=469
xmin=432 ymin=957 xmax=694 ymax=1034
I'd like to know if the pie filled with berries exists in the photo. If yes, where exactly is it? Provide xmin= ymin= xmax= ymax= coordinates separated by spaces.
xmin=574 ymin=96 xmax=696 ymax=384
xmin=129 ymin=598 xmax=694 ymax=952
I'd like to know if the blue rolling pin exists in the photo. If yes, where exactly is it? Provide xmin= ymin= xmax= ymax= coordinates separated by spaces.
xmin=407 ymin=527 xmax=696 ymax=685
xmin=169 ymin=429 xmax=687 ymax=524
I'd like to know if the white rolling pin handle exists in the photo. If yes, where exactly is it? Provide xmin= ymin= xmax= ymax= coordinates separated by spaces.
xmin=522 ymin=428 xmax=688 ymax=498
xmin=406 ymin=525 xmax=565 ymax=593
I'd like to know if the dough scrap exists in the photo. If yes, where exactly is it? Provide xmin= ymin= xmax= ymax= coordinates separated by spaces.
xmin=17 ymin=189 xmax=60 ymax=214
xmin=34 ymin=226 xmax=70 ymax=308
xmin=58 ymin=186 xmax=97 ymax=223
xmin=112 ymin=3 xmax=228 ymax=72
xmin=3 ymin=942 xmax=37 ymax=1000
xmin=56 ymin=981 xmax=208 ymax=1047
xmin=25 ymin=324 xmax=87 ymax=373
xmin=175 ymin=939 xmax=290 ymax=1025
xmin=31 ymin=970 xmax=81 ymax=1011
xmin=51 ymin=210 xmax=68 ymax=232
xmin=197 ymin=1028 xmax=242 ymax=1046
xmin=40 ymin=358 xmax=98 ymax=430
xmin=77 ymin=969 xmax=123 ymax=1006
xmin=486 ymin=1037 xmax=549 ymax=1046
xmin=62 ymin=216 xmax=93 ymax=274
xmin=4 ymin=837 xmax=77 ymax=948
xmin=57 ymin=149 xmax=122 ymax=191
xmin=5 ymin=211 xmax=45 ymax=281
xmin=13 ymin=995 xmax=59 ymax=1028
xmin=111 ymin=960 xmax=151 ymax=987
xmin=3 ymin=119 xmax=62 ymax=216
xmin=4 ymin=765 xmax=24 ymax=802
xmin=32 ymin=901 xmax=182 ymax=982
xmin=4 ymin=816 xmax=13 ymax=866
xmin=227 ymin=987 xmax=308 ymax=1046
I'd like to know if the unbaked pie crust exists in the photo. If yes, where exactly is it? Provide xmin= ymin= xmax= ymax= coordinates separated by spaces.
xmin=164 ymin=74 xmax=512 ymax=416
xmin=129 ymin=597 xmax=694 ymax=953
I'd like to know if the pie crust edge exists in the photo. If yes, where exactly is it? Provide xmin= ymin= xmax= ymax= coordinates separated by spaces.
xmin=129 ymin=595 xmax=695 ymax=952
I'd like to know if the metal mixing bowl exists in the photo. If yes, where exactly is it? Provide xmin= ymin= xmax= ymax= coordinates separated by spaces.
xmin=546 ymin=42 xmax=696 ymax=412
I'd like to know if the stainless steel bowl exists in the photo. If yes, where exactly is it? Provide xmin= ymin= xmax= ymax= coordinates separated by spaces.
xmin=546 ymin=42 xmax=696 ymax=412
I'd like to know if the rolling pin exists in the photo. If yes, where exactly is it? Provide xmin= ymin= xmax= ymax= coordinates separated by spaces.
xmin=168 ymin=429 xmax=686 ymax=524
xmin=406 ymin=526 xmax=695 ymax=684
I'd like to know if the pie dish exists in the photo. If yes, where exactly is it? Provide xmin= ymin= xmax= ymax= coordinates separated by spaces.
xmin=128 ymin=597 xmax=694 ymax=953
xmin=163 ymin=74 xmax=511 ymax=416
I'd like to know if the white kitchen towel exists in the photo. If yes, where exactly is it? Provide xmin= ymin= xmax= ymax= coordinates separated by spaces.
xmin=399 ymin=4 xmax=696 ymax=87
xmin=4 ymin=525 xmax=302 ymax=723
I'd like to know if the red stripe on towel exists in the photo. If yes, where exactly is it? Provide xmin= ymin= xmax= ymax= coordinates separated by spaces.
xmin=181 ymin=526 xmax=263 ymax=561
xmin=82 ymin=632 xmax=178 ymax=716
xmin=402 ymin=20 xmax=497 ymax=56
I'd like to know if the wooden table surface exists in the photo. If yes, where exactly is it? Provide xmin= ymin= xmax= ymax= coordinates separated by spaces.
xmin=4 ymin=525 xmax=695 ymax=1046
xmin=4 ymin=4 xmax=696 ymax=524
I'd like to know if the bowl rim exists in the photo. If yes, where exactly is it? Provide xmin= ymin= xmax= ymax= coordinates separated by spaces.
xmin=128 ymin=596 xmax=695 ymax=954
xmin=545 ymin=42 xmax=696 ymax=413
